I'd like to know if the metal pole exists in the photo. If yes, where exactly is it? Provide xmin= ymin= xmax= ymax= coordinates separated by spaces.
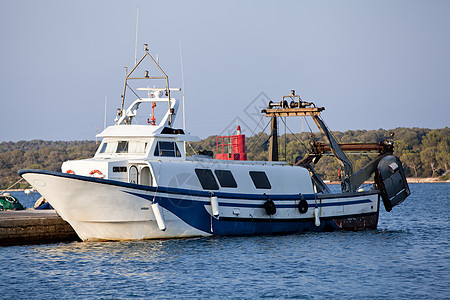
xmin=179 ymin=41 xmax=186 ymax=131
xmin=269 ymin=116 xmax=278 ymax=161
xmin=104 ymin=95 xmax=107 ymax=129
xmin=134 ymin=8 xmax=139 ymax=66
xmin=311 ymin=115 xmax=353 ymax=191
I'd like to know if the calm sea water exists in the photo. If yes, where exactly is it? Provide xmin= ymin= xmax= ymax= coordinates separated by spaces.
xmin=1 ymin=183 xmax=449 ymax=299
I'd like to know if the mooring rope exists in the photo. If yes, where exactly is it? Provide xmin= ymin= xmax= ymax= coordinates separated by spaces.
xmin=278 ymin=116 xmax=310 ymax=150
xmin=0 ymin=177 xmax=24 ymax=194
xmin=186 ymin=142 xmax=198 ymax=155
xmin=244 ymin=117 xmax=272 ymax=156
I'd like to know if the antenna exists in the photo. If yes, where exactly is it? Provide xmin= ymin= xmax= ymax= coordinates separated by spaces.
xmin=104 ymin=95 xmax=107 ymax=129
xmin=179 ymin=41 xmax=186 ymax=131
xmin=134 ymin=7 xmax=139 ymax=66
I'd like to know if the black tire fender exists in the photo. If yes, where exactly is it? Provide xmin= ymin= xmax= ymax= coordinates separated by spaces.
xmin=264 ymin=199 xmax=276 ymax=215
xmin=298 ymin=199 xmax=308 ymax=214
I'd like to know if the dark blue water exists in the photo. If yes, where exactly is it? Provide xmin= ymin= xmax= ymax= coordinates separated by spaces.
xmin=6 ymin=191 xmax=42 ymax=209
xmin=1 ymin=183 xmax=449 ymax=299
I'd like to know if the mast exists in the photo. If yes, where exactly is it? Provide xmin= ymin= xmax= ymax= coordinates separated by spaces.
xmin=268 ymin=116 xmax=278 ymax=161
xmin=179 ymin=41 xmax=186 ymax=131
xmin=120 ymin=44 xmax=174 ymax=126
xmin=134 ymin=8 xmax=139 ymax=66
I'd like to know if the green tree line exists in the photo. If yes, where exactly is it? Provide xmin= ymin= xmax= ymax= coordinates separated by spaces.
xmin=0 ymin=127 xmax=448 ymax=189
xmin=0 ymin=141 xmax=97 ymax=189
xmin=188 ymin=127 xmax=449 ymax=181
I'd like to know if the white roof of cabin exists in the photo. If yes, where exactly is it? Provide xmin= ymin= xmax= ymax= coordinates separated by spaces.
xmin=96 ymin=125 xmax=200 ymax=141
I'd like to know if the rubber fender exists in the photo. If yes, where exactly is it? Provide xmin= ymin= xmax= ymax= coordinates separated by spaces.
xmin=298 ymin=199 xmax=308 ymax=214
xmin=151 ymin=203 xmax=166 ymax=231
xmin=210 ymin=195 xmax=219 ymax=217
xmin=264 ymin=199 xmax=276 ymax=215
xmin=314 ymin=207 xmax=320 ymax=226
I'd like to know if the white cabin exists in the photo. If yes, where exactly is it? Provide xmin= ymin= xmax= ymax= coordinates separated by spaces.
xmin=61 ymin=93 xmax=315 ymax=195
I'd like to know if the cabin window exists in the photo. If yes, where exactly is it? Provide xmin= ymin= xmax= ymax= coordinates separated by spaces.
xmin=154 ymin=141 xmax=181 ymax=157
xmin=99 ymin=142 xmax=117 ymax=153
xmin=214 ymin=170 xmax=237 ymax=188
xmin=195 ymin=169 xmax=219 ymax=190
xmin=99 ymin=141 xmax=148 ymax=154
xmin=113 ymin=166 xmax=127 ymax=173
xmin=99 ymin=143 xmax=107 ymax=153
xmin=128 ymin=141 xmax=148 ymax=154
xmin=116 ymin=141 xmax=129 ymax=153
xmin=249 ymin=171 xmax=271 ymax=189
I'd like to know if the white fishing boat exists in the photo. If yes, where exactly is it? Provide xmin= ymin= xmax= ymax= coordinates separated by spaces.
xmin=19 ymin=46 xmax=410 ymax=241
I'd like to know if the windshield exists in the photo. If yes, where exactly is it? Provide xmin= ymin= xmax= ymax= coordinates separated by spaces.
xmin=98 ymin=140 xmax=149 ymax=155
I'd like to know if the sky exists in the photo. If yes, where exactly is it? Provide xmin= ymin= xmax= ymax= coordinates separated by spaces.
xmin=1 ymin=0 xmax=449 ymax=142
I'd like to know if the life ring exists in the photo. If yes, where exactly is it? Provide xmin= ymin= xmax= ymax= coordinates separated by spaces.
xmin=298 ymin=199 xmax=308 ymax=214
xmin=66 ymin=170 xmax=75 ymax=175
xmin=89 ymin=169 xmax=103 ymax=178
xmin=264 ymin=199 xmax=276 ymax=215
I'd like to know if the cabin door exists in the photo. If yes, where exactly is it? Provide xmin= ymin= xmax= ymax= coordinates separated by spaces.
xmin=140 ymin=167 xmax=152 ymax=186
xmin=129 ymin=165 xmax=139 ymax=184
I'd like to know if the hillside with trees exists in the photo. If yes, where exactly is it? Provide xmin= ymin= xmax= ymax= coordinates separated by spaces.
xmin=0 ymin=141 xmax=98 ymax=189
xmin=189 ymin=127 xmax=449 ymax=182
xmin=0 ymin=127 xmax=448 ymax=189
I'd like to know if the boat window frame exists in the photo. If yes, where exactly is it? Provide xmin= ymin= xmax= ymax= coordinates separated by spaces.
xmin=154 ymin=141 xmax=181 ymax=157
xmin=249 ymin=171 xmax=272 ymax=189
xmin=99 ymin=143 xmax=108 ymax=153
xmin=195 ymin=168 xmax=219 ymax=190
xmin=97 ymin=140 xmax=150 ymax=156
xmin=98 ymin=141 xmax=118 ymax=154
xmin=214 ymin=170 xmax=238 ymax=188
xmin=113 ymin=166 xmax=127 ymax=173
xmin=127 ymin=141 xmax=148 ymax=154
xmin=116 ymin=141 xmax=129 ymax=153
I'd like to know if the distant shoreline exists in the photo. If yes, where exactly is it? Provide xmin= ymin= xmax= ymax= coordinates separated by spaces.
xmin=405 ymin=177 xmax=450 ymax=183
xmin=325 ymin=177 xmax=450 ymax=185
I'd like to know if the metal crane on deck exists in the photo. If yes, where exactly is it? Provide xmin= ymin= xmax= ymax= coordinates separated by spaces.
xmin=261 ymin=91 xmax=410 ymax=211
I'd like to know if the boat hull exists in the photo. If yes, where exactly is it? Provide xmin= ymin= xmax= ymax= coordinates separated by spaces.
xmin=19 ymin=169 xmax=380 ymax=241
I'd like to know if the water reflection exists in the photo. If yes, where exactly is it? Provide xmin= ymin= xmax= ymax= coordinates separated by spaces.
xmin=1 ymin=184 xmax=449 ymax=298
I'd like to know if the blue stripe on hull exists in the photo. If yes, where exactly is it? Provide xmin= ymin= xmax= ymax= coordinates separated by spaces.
xmin=125 ymin=191 xmax=373 ymax=235
xmin=218 ymin=199 xmax=372 ymax=209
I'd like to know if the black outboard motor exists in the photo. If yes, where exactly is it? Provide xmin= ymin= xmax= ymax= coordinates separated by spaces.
xmin=375 ymin=155 xmax=410 ymax=212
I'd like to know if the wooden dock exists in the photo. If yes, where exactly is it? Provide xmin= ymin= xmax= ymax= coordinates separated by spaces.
xmin=0 ymin=210 xmax=79 ymax=246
